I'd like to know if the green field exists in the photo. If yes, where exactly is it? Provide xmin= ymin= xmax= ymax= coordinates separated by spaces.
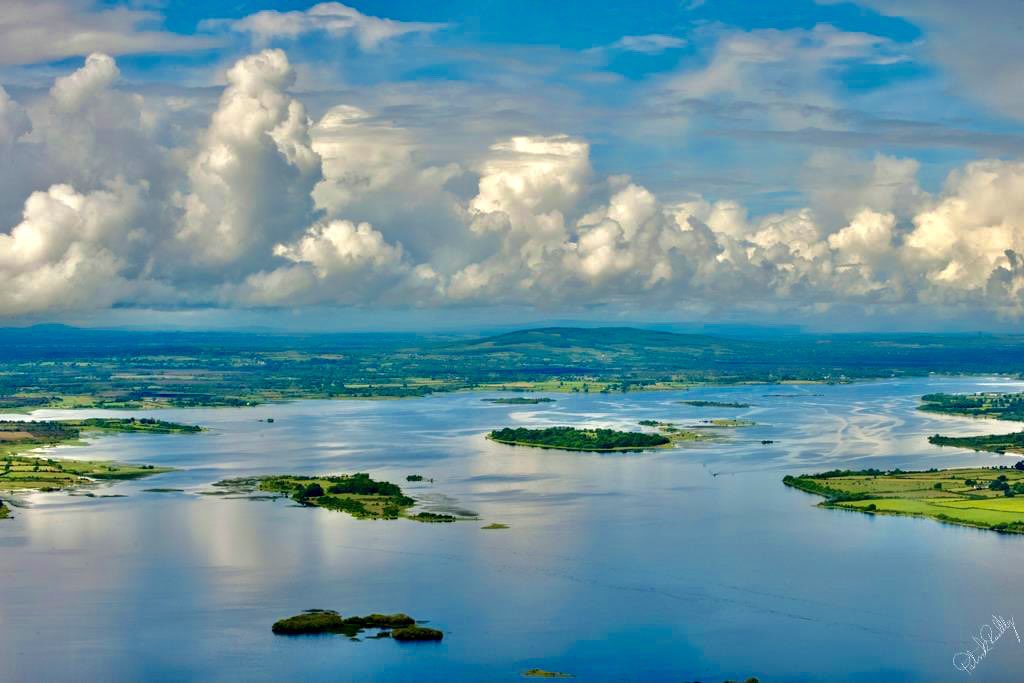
xmin=919 ymin=392 xmax=1024 ymax=421
xmin=0 ymin=418 xmax=193 ymax=495
xmin=0 ymin=454 xmax=173 ymax=492
xmin=7 ymin=325 xmax=1024 ymax=411
xmin=784 ymin=466 xmax=1024 ymax=532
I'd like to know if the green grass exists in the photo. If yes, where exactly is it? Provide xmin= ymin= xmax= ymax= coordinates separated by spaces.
xmin=784 ymin=466 xmax=1024 ymax=533
xmin=0 ymin=454 xmax=173 ymax=491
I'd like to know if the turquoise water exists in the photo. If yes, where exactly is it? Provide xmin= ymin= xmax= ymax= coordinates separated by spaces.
xmin=3 ymin=377 xmax=1024 ymax=681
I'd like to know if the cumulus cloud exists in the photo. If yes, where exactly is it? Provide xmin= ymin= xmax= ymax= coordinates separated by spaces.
xmin=175 ymin=49 xmax=322 ymax=275
xmin=0 ymin=182 xmax=145 ymax=316
xmin=229 ymin=219 xmax=441 ymax=307
xmin=214 ymin=2 xmax=445 ymax=50
xmin=3 ymin=49 xmax=1024 ymax=323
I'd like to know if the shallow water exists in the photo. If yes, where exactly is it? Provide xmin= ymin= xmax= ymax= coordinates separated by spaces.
xmin=3 ymin=377 xmax=1024 ymax=681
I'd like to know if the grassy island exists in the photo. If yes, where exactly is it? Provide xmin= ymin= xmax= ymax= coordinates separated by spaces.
xmin=679 ymin=400 xmax=751 ymax=408
xmin=919 ymin=392 xmax=1024 ymax=421
xmin=483 ymin=397 xmax=555 ymax=405
xmin=213 ymin=473 xmax=469 ymax=522
xmin=784 ymin=465 xmax=1024 ymax=533
xmin=488 ymin=426 xmax=670 ymax=452
xmin=272 ymin=609 xmax=442 ymax=641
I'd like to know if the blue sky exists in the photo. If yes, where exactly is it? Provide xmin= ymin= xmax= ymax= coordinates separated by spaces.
xmin=1 ymin=1 xmax=1024 ymax=330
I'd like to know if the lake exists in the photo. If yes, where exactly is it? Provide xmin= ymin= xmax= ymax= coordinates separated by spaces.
xmin=3 ymin=376 xmax=1024 ymax=681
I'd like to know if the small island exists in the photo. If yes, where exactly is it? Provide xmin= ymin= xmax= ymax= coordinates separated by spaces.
xmin=679 ymin=400 xmax=751 ymax=408
xmin=696 ymin=418 xmax=756 ymax=428
xmin=523 ymin=669 xmax=574 ymax=678
xmin=271 ymin=609 xmax=442 ymax=641
xmin=483 ymin=397 xmax=556 ymax=405
xmin=919 ymin=392 xmax=1024 ymax=421
xmin=784 ymin=465 xmax=1024 ymax=533
xmin=212 ymin=472 xmax=463 ymax=522
xmin=488 ymin=426 xmax=670 ymax=452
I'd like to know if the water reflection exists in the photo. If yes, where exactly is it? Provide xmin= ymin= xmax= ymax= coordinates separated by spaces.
xmin=3 ymin=377 xmax=1024 ymax=681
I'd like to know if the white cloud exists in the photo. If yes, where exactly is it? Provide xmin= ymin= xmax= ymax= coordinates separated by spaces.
xmin=3 ymin=49 xmax=1024 ymax=323
xmin=609 ymin=35 xmax=687 ymax=54
xmin=175 ymin=49 xmax=322 ymax=274
xmin=0 ymin=0 xmax=218 ymax=66
xmin=50 ymin=52 xmax=119 ymax=112
xmin=0 ymin=182 xmax=145 ymax=316
xmin=215 ymin=2 xmax=445 ymax=50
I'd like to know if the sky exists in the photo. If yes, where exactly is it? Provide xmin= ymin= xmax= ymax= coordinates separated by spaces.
xmin=1 ymin=0 xmax=1024 ymax=332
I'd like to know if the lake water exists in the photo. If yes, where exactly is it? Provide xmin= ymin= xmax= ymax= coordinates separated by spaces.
xmin=4 ymin=377 xmax=1024 ymax=682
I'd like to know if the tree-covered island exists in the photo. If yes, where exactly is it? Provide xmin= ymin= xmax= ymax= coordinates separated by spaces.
xmin=679 ymin=400 xmax=752 ymax=408
xmin=784 ymin=464 xmax=1024 ymax=533
xmin=488 ymin=426 xmax=670 ymax=451
xmin=211 ymin=472 xmax=463 ymax=522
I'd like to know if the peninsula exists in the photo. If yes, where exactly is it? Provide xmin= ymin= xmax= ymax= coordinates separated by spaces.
xmin=784 ymin=465 xmax=1024 ymax=533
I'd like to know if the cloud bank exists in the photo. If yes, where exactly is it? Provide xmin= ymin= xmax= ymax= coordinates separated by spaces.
xmin=2 ymin=49 xmax=1024 ymax=323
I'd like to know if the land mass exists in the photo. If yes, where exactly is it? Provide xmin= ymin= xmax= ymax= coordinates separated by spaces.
xmin=482 ymin=397 xmax=555 ymax=405
xmin=679 ymin=400 xmax=752 ymax=408
xmin=488 ymin=426 xmax=670 ymax=451
xmin=212 ymin=473 xmax=462 ymax=522
xmin=784 ymin=465 xmax=1024 ymax=533
xmin=919 ymin=392 xmax=1024 ymax=421
xmin=929 ymin=432 xmax=1024 ymax=454
xmin=271 ymin=609 xmax=442 ymax=641
xmin=5 ymin=325 xmax=1024 ymax=410
xmin=0 ymin=418 xmax=194 ymax=499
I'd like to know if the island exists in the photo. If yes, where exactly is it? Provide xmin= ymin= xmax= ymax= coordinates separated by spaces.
xmin=271 ymin=609 xmax=442 ymax=641
xmin=784 ymin=465 xmax=1024 ymax=533
xmin=919 ymin=392 xmax=1024 ymax=421
xmin=523 ymin=669 xmax=574 ymax=678
xmin=929 ymin=432 xmax=1024 ymax=454
xmin=488 ymin=426 xmax=670 ymax=452
xmin=696 ymin=418 xmax=756 ymax=428
xmin=482 ymin=397 xmax=556 ymax=405
xmin=211 ymin=472 xmax=463 ymax=522
xmin=679 ymin=400 xmax=751 ymax=408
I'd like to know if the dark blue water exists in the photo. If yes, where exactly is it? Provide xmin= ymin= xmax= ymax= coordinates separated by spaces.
xmin=3 ymin=377 xmax=1024 ymax=681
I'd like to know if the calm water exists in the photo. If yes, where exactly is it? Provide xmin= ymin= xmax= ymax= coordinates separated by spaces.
xmin=4 ymin=377 xmax=1024 ymax=682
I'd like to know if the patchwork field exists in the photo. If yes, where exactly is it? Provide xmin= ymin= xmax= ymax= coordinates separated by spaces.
xmin=784 ymin=466 xmax=1024 ymax=532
